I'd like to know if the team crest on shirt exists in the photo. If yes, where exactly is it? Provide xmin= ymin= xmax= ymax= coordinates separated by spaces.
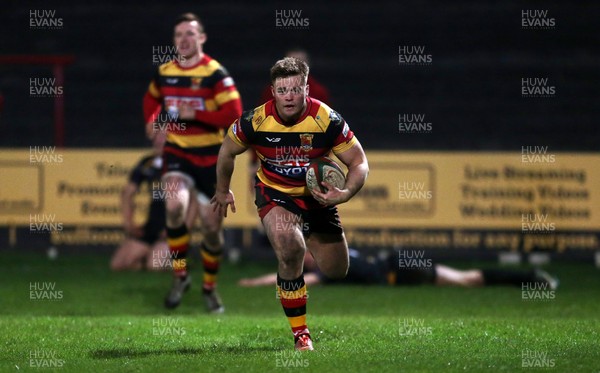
xmin=299 ymin=133 xmax=314 ymax=152
xmin=190 ymin=77 xmax=202 ymax=90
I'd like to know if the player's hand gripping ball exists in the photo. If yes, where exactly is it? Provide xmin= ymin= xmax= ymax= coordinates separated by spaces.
xmin=306 ymin=157 xmax=346 ymax=197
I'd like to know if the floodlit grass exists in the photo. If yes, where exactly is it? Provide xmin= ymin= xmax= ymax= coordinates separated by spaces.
xmin=1 ymin=252 xmax=599 ymax=372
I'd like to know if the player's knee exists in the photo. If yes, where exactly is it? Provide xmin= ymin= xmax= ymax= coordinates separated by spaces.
xmin=202 ymin=222 xmax=222 ymax=240
xmin=203 ymin=231 xmax=223 ymax=250
xmin=165 ymin=200 xmax=185 ymax=226
xmin=165 ymin=198 xmax=184 ymax=215
xmin=277 ymin=247 xmax=305 ymax=271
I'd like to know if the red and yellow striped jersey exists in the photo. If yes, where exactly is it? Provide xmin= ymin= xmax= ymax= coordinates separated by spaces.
xmin=144 ymin=54 xmax=242 ymax=167
xmin=228 ymin=97 xmax=357 ymax=196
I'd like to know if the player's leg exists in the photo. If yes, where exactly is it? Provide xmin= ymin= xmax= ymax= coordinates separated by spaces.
xmin=139 ymin=216 xmax=168 ymax=271
xmin=263 ymin=206 xmax=306 ymax=278
xmin=164 ymin=173 xmax=193 ymax=272
xmin=305 ymin=205 xmax=349 ymax=279
xmin=146 ymin=240 xmax=170 ymax=271
xmin=262 ymin=205 xmax=312 ymax=350
xmin=306 ymin=233 xmax=349 ymax=279
xmin=434 ymin=264 xmax=559 ymax=289
xmin=194 ymin=163 xmax=226 ymax=313
xmin=162 ymin=171 xmax=194 ymax=308
xmin=197 ymin=194 xmax=226 ymax=313
xmin=198 ymin=193 xmax=225 ymax=285
xmin=478 ymin=267 xmax=558 ymax=289
xmin=110 ymin=238 xmax=151 ymax=271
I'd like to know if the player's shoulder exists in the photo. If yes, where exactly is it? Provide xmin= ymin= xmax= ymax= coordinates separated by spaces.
xmin=202 ymin=54 xmax=231 ymax=76
xmin=203 ymin=54 xmax=223 ymax=70
xmin=311 ymin=98 xmax=341 ymax=122
xmin=240 ymin=102 xmax=268 ymax=127
xmin=311 ymin=97 xmax=344 ymax=128
xmin=137 ymin=154 xmax=155 ymax=167
xmin=157 ymin=60 xmax=178 ymax=75
xmin=131 ymin=154 xmax=156 ymax=176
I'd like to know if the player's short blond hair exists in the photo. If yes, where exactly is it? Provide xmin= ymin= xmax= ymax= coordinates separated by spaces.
xmin=270 ymin=57 xmax=309 ymax=85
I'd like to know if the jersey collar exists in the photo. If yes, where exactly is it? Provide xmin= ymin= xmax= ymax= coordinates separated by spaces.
xmin=269 ymin=97 xmax=313 ymax=126
xmin=174 ymin=53 xmax=210 ymax=70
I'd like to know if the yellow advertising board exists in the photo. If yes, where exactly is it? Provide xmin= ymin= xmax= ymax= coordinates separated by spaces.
xmin=338 ymin=151 xmax=598 ymax=231
xmin=2 ymin=148 xmax=148 ymax=226
xmin=1 ymin=149 xmax=598 ymax=235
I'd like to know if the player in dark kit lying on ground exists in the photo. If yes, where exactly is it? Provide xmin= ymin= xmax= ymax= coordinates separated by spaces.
xmin=239 ymin=248 xmax=559 ymax=289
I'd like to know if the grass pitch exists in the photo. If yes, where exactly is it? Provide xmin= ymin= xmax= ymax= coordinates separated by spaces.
xmin=1 ymin=251 xmax=599 ymax=372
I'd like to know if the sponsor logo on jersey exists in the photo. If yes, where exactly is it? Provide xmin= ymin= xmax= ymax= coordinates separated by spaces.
xmin=164 ymin=96 xmax=205 ymax=111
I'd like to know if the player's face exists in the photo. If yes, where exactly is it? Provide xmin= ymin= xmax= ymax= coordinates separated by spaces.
xmin=271 ymin=75 xmax=309 ymax=123
xmin=173 ymin=21 xmax=206 ymax=59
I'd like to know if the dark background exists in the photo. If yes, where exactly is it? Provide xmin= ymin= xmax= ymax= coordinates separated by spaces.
xmin=1 ymin=1 xmax=598 ymax=150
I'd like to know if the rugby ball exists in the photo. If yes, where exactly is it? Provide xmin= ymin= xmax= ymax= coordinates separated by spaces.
xmin=306 ymin=157 xmax=346 ymax=193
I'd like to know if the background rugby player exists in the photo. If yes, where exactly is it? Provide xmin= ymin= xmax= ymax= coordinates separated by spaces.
xmin=239 ymin=249 xmax=560 ymax=289
xmin=143 ymin=13 xmax=242 ymax=312
xmin=110 ymin=131 xmax=200 ymax=272
xmin=110 ymin=131 xmax=169 ymax=271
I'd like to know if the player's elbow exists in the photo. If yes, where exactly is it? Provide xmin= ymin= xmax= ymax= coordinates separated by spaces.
xmin=362 ymin=160 xmax=370 ymax=177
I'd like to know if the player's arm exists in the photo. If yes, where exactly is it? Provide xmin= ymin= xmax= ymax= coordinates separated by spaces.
xmin=143 ymin=77 xmax=162 ymax=137
xmin=211 ymin=135 xmax=248 ymax=217
xmin=313 ymin=140 xmax=369 ymax=206
xmin=334 ymin=140 xmax=369 ymax=201
xmin=179 ymin=99 xmax=242 ymax=129
xmin=191 ymin=99 xmax=242 ymax=129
